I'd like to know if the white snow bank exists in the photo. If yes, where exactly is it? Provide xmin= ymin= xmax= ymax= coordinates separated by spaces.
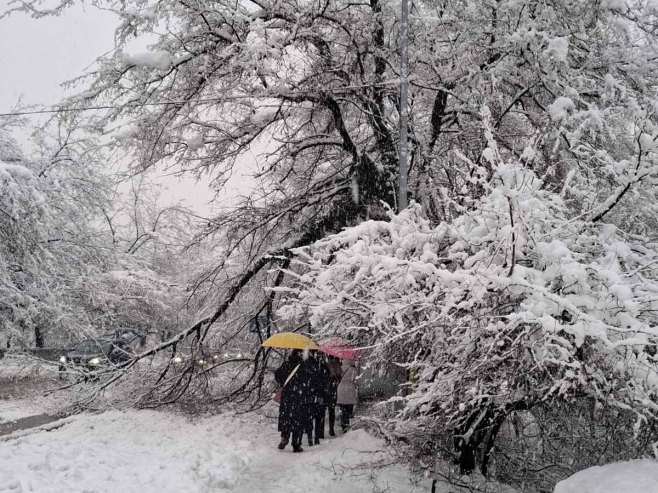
xmin=0 ymin=407 xmax=429 ymax=493
xmin=0 ymin=410 xmax=254 ymax=492
xmin=554 ymin=459 xmax=658 ymax=493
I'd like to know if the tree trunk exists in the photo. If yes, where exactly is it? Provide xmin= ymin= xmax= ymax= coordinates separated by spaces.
xmin=455 ymin=401 xmax=531 ymax=476
xmin=480 ymin=413 xmax=506 ymax=476
xmin=34 ymin=326 xmax=44 ymax=348
xmin=455 ymin=407 xmax=491 ymax=475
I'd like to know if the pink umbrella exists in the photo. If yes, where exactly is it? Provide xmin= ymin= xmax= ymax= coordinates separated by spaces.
xmin=318 ymin=337 xmax=363 ymax=360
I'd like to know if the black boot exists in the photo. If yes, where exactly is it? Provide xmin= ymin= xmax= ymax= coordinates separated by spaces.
xmin=308 ymin=436 xmax=313 ymax=447
xmin=278 ymin=437 xmax=289 ymax=450
xmin=293 ymin=445 xmax=304 ymax=453
xmin=314 ymin=437 xmax=320 ymax=445
xmin=329 ymin=429 xmax=336 ymax=437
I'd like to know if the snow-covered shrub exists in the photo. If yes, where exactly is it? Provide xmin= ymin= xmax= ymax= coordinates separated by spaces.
xmin=278 ymin=156 xmax=658 ymax=477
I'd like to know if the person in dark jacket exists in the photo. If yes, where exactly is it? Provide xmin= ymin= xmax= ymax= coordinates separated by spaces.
xmin=307 ymin=352 xmax=329 ymax=445
xmin=325 ymin=355 xmax=342 ymax=436
xmin=274 ymin=350 xmax=315 ymax=453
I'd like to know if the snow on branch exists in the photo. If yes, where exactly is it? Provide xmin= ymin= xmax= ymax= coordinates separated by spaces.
xmin=279 ymin=159 xmax=658 ymax=434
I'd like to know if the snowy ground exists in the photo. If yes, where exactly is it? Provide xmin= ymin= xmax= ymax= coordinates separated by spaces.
xmin=0 ymin=404 xmax=432 ymax=493
xmin=3 ymin=406 xmax=656 ymax=493
xmin=0 ymin=357 xmax=62 ymax=426
xmin=7 ymin=357 xmax=653 ymax=493
xmin=0 ymin=356 xmax=431 ymax=492
xmin=0 ymin=399 xmax=45 ymax=424
xmin=553 ymin=458 xmax=658 ymax=493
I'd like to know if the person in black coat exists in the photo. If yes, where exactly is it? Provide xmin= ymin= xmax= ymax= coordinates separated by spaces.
xmin=274 ymin=350 xmax=316 ymax=453
xmin=325 ymin=355 xmax=342 ymax=436
xmin=306 ymin=352 xmax=329 ymax=445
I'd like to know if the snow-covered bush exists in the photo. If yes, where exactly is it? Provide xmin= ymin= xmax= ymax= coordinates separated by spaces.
xmin=278 ymin=152 xmax=658 ymax=476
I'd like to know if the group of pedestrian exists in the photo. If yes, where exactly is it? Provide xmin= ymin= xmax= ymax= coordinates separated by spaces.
xmin=274 ymin=349 xmax=358 ymax=453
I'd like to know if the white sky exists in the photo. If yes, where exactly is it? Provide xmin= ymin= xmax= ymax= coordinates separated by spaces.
xmin=0 ymin=4 xmax=223 ymax=214
xmin=0 ymin=4 xmax=114 ymax=108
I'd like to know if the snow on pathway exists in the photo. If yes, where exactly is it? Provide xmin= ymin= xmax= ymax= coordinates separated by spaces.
xmin=232 ymin=415 xmax=424 ymax=493
xmin=0 ymin=406 xmax=430 ymax=492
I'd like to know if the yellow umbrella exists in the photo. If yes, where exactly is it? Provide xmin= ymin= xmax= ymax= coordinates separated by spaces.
xmin=262 ymin=332 xmax=319 ymax=350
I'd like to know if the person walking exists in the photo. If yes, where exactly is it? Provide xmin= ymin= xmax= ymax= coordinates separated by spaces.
xmin=311 ymin=353 xmax=329 ymax=444
xmin=303 ymin=351 xmax=329 ymax=446
xmin=325 ymin=355 xmax=342 ymax=436
xmin=303 ymin=351 xmax=320 ymax=446
xmin=274 ymin=350 xmax=315 ymax=453
xmin=337 ymin=360 xmax=359 ymax=433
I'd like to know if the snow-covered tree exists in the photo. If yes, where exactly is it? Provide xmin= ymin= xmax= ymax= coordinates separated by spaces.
xmin=0 ymin=116 xmax=189 ymax=350
xmin=0 ymin=121 xmax=53 ymax=348
xmin=0 ymin=118 xmax=111 ymax=348
xmin=85 ymin=177 xmax=200 ymax=344
xmin=278 ymin=137 xmax=658 ymax=475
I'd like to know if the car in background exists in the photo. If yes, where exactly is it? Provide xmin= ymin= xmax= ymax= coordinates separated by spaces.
xmin=59 ymin=339 xmax=131 ymax=374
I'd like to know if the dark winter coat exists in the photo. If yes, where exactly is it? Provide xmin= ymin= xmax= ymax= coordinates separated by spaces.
xmin=325 ymin=360 xmax=342 ymax=404
xmin=275 ymin=357 xmax=317 ymax=434
xmin=309 ymin=357 xmax=329 ymax=401
xmin=308 ymin=357 xmax=330 ymax=421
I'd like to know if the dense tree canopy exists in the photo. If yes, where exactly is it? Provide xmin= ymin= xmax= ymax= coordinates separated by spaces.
xmin=7 ymin=0 xmax=657 ymax=254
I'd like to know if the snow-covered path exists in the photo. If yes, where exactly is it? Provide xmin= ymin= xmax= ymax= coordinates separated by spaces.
xmin=0 ymin=405 xmax=428 ymax=493
xmin=232 ymin=420 xmax=422 ymax=493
